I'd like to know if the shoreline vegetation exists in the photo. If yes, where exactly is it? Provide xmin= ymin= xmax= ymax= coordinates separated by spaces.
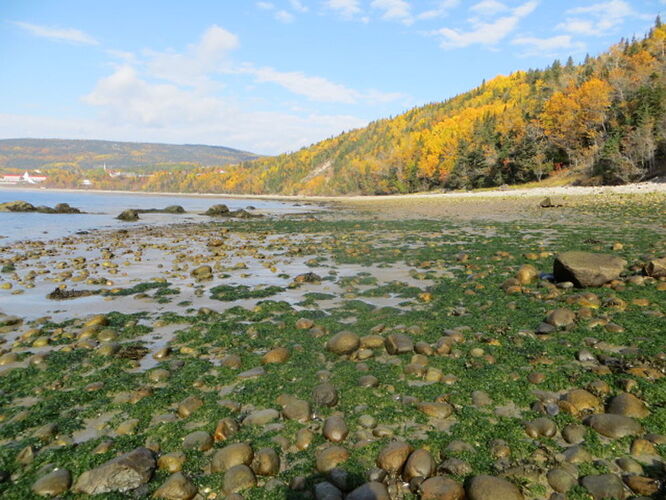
xmin=0 ymin=191 xmax=664 ymax=498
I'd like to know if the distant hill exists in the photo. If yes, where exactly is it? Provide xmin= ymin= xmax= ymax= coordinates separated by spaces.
xmin=0 ymin=138 xmax=259 ymax=172
xmin=145 ymin=20 xmax=665 ymax=196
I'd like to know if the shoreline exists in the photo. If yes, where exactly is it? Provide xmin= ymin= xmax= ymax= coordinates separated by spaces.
xmin=1 ymin=180 xmax=665 ymax=204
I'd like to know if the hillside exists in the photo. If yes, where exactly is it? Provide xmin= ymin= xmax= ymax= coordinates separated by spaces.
xmin=0 ymin=138 xmax=259 ymax=172
xmin=144 ymin=21 xmax=666 ymax=196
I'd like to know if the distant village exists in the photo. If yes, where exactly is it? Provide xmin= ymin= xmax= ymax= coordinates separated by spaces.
xmin=0 ymin=171 xmax=48 ymax=185
xmin=0 ymin=164 xmax=155 ymax=188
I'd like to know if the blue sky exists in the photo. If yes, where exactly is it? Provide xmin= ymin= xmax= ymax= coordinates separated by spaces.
xmin=0 ymin=1 xmax=663 ymax=155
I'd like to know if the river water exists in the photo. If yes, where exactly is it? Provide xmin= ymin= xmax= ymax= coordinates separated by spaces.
xmin=0 ymin=188 xmax=315 ymax=243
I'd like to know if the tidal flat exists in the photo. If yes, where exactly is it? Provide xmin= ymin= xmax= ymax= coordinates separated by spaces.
xmin=0 ymin=193 xmax=664 ymax=499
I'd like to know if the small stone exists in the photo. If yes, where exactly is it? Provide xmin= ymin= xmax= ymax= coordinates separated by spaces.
xmin=314 ymin=481 xmax=343 ymax=500
xmin=623 ymin=475 xmax=660 ymax=496
xmin=153 ymin=472 xmax=197 ymax=500
xmin=176 ymin=396 xmax=203 ymax=418
xmin=546 ymin=309 xmax=575 ymax=328
xmin=376 ymin=441 xmax=412 ymax=475
xmin=607 ymin=393 xmax=649 ymax=418
xmin=313 ymin=383 xmax=339 ymax=407
xmin=402 ymin=449 xmax=435 ymax=481
xmin=31 ymin=468 xmax=71 ymax=496
xmin=214 ymin=418 xmax=239 ymax=442
xmin=385 ymin=333 xmax=414 ymax=355
xmin=252 ymin=448 xmax=280 ymax=476
xmin=243 ymin=408 xmax=280 ymax=425
xmin=158 ymin=452 xmax=186 ymax=473
xmin=211 ymin=443 xmax=254 ymax=472
xmin=465 ymin=475 xmax=523 ymax=500
xmin=586 ymin=414 xmax=642 ymax=439
xmin=262 ymin=347 xmax=290 ymax=364
xmin=417 ymin=402 xmax=453 ymax=419
xmin=346 ymin=481 xmax=390 ymax=500
xmin=323 ymin=415 xmax=348 ymax=442
xmin=546 ymin=468 xmax=577 ymax=493
xmin=316 ymin=446 xmax=350 ymax=472
xmin=326 ymin=331 xmax=360 ymax=355
xmin=223 ymin=464 xmax=256 ymax=494
xmin=73 ymin=447 xmax=155 ymax=494
xmin=182 ymin=431 xmax=212 ymax=451
xmin=420 ymin=476 xmax=465 ymax=500
xmin=580 ymin=474 xmax=625 ymax=500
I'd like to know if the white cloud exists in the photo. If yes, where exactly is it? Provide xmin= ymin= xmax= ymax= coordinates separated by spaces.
xmin=145 ymin=25 xmax=238 ymax=87
xmin=275 ymin=10 xmax=295 ymax=22
xmin=256 ymin=2 xmax=275 ymax=9
xmin=556 ymin=0 xmax=648 ymax=36
xmin=13 ymin=21 xmax=98 ymax=45
xmin=371 ymin=0 xmax=413 ymax=24
xmin=325 ymin=0 xmax=362 ymax=17
xmin=416 ymin=0 xmax=461 ymax=21
xmin=289 ymin=0 xmax=309 ymax=12
xmin=469 ymin=0 xmax=508 ymax=17
xmin=433 ymin=0 xmax=538 ymax=48
xmin=512 ymin=35 xmax=585 ymax=57
xmin=76 ymin=65 xmax=370 ymax=154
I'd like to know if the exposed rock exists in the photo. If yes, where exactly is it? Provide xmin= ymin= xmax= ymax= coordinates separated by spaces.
xmin=323 ymin=415 xmax=348 ymax=442
xmin=465 ymin=475 xmax=523 ymax=500
xmin=580 ymin=474 xmax=626 ymax=500
xmin=314 ymin=481 xmax=343 ymax=500
xmin=403 ymin=449 xmax=436 ymax=481
xmin=116 ymin=209 xmax=140 ymax=221
xmin=312 ymin=382 xmax=339 ymax=407
xmin=153 ymin=472 xmax=197 ymax=500
xmin=607 ymin=392 xmax=650 ymax=418
xmin=316 ymin=446 xmax=349 ymax=472
xmin=211 ymin=443 xmax=254 ymax=472
xmin=545 ymin=308 xmax=575 ymax=328
xmin=546 ymin=468 xmax=577 ymax=493
xmin=586 ymin=414 xmax=642 ymax=439
xmin=204 ymin=204 xmax=230 ymax=216
xmin=190 ymin=265 xmax=212 ymax=281
xmin=251 ymin=448 xmax=280 ymax=476
xmin=385 ymin=333 xmax=414 ymax=354
xmin=376 ymin=441 xmax=412 ymax=475
xmin=262 ymin=347 xmax=290 ymax=364
xmin=73 ymin=447 xmax=155 ymax=494
xmin=223 ymin=464 xmax=256 ymax=494
xmin=553 ymin=251 xmax=626 ymax=288
xmin=243 ymin=408 xmax=280 ymax=425
xmin=326 ymin=331 xmax=360 ymax=355
xmin=346 ymin=481 xmax=390 ymax=500
xmin=31 ymin=468 xmax=71 ymax=496
xmin=420 ymin=476 xmax=465 ymax=500
xmin=645 ymin=256 xmax=666 ymax=278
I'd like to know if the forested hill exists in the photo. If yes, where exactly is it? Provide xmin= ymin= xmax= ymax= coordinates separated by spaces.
xmin=146 ymin=21 xmax=666 ymax=196
xmin=0 ymin=139 xmax=258 ymax=172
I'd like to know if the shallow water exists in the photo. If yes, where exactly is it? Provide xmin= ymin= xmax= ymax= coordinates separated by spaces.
xmin=0 ymin=188 xmax=317 ymax=243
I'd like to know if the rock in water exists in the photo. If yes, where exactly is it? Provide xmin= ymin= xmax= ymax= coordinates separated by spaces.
xmin=73 ymin=447 xmax=155 ymax=494
xmin=553 ymin=251 xmax=626 ymax=288
xmin=0 ymin=200 xmax=36 ymax=212
xmin=204 ymin=204 xmax=230 ymax=216
xmin=116 ymin=209 xmax=140 ymax=221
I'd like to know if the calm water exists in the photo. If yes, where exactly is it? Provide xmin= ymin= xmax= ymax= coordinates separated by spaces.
xmin=0 ymin=189 xmax=315 ymax=243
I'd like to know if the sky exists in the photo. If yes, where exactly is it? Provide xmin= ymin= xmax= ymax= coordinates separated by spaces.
xmin=0 ymin=1 xmax=664 ymax=155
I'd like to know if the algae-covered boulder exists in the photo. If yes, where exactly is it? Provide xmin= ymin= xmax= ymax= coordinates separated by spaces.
xmin=116 ymin=209 xmax=140 ymax=221
xmin=0 ymin=200 xmax=36 ymax=212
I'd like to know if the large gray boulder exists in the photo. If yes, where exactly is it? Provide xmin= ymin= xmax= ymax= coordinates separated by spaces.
xmin=73 ymin=447 xmax=155 ymax=494
xmin=554 ymin=251 xmax=626 ymax=287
